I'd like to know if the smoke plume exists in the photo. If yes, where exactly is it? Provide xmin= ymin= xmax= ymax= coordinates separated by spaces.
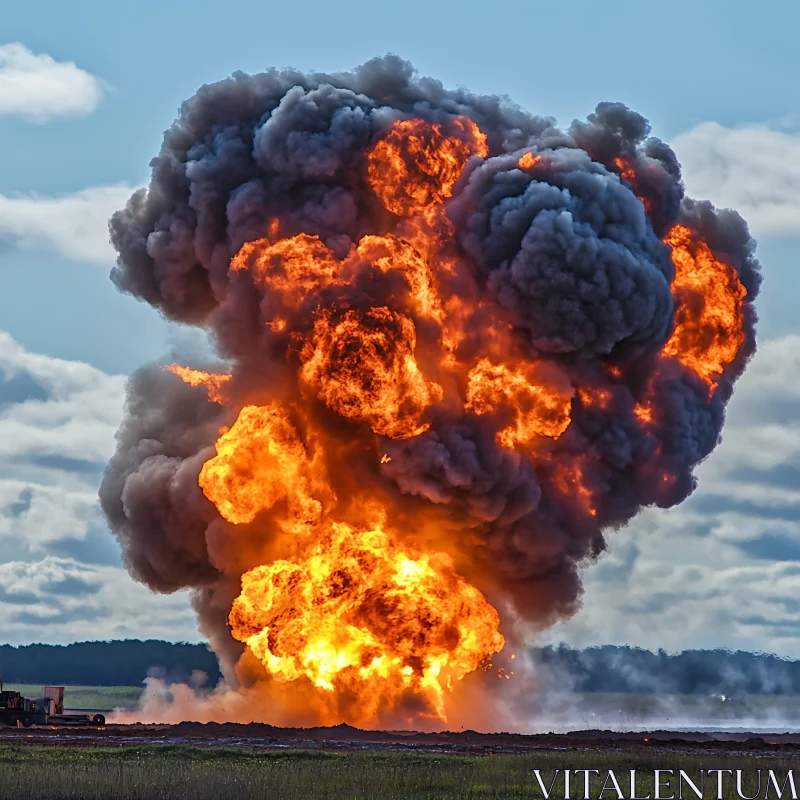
xmin=100 ymin=56 xmax=760 ymax=728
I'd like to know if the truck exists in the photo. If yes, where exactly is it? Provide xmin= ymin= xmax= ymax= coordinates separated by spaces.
xmin=0 ymin=682 xmax=105 ymax=727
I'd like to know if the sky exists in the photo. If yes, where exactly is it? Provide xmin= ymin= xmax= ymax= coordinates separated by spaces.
xmin=1 ymin=0 xmax=800 ymax=656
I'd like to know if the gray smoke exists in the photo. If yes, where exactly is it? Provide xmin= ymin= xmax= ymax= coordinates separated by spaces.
xmin=101 ymin=55 xmax=760 ymax=679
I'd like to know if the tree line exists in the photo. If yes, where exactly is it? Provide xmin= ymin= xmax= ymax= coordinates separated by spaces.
xmin=0 ymin=640 xmax=221 ymax=687
xmin=2 ymin=640 xmax=800 ymax=694
xmin=532 ymin=644 xmax=800 ymax=696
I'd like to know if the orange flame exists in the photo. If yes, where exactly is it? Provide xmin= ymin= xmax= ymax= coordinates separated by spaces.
xmin=613 ymin=155 xmax=637 ymax=184
xmin=610 ymin=157 xmax=749 ymax=393
xmin=634 ymin=402 xmax=654 ymax=424
xmin=367 ymin=116 xmax=488 ymax=217
xmin=663 ymin=224 xmax=747 ymax=388
xmin=230 ymin=233 xmax=341 ymax=307
xmin=354 ymin=234 xmax=446 ymax=324
xmin=198 ymin=404 xmax=332 ymax=532
xmin=614 ymin=155 xmax=654 ymax=217
xmin=299 ymin=307 xmax=443 ymax=439
xmin=228 ymin=519 xmax=504 ymax=723
xmin=466 ymin=359 xmax=573 ymax=448
xmin=517 ymin=152 xmax=542 ymax=170
xmin=576 ymin=386 xmax=615 ymax=412
xmin=549 ymin=455 xmax=597 ymax=517
xmin=164 ymin=364 xmax=231 ymax=404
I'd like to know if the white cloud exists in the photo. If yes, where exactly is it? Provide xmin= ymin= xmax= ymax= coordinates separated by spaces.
xmin=550 ymin=542 xmax=800 ymax=656
xmin=0 ymin=43 xmax=104 ymax=122
xmin=0 ymin=332 xmax=124 ymax=550
xmin=0 ymin=184 xmax=134 ymax=264
xmin=0 ymin=331 xmax=126 ymax=467
xmin=0 ymin=481 xmax=100 ymax=550
xmin=0 ymin=556 xmax=199 ymax=645
xmin=0 ymin=333 xmax=199 ymax=643
xmin=673 ymin=121 xmax=800 ymax=237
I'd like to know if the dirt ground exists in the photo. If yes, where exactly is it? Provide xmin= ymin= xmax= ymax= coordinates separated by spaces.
xmin=2 ymin=722 xmax=800 ymax=758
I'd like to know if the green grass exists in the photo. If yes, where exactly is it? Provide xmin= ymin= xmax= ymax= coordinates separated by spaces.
xmin=0 ymin=744 xmax=793 ymax=800
xmin=2 ymin=685 xmax=142 ymax=711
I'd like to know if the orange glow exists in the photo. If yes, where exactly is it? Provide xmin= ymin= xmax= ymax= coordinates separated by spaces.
xmin=164 ymin=364 xmax=231 ymax=404
xmin=229 ymin=229 xmax=455 ymax=345
xmin=576 ymin=386 xmax=614 ymax=411
xmin=230 ymin=233 xmax=341 ymax=306
xmin=614 ymin=155 xmax=654 ymax=217
xmin=357 ymin=213 xmax=469 ymax=365
xmin=550 ymin=456 xmax=597 ymax=517
xmin=634 ymin=402 xmax=654 ymax=424
xmin=354 ymin=234 xmax=445 ymax=324
xmin=300 ymin=307 xmax=443 ymax=439
xmin=613 ymin=156 xmax=637 ymax=184
xmin=466 ymin=359 xmax=573 ymax=448
xmin=198 ymin=404 xmax=331 ymax=532
xmin=517 ymin=152 xmax=542 ymax=170
xmin=663 ymin=224 xmax=747 ymax=388
xmin=228 ymin=519 xmax=504 ymax=723
xmin=367 ymin=116 xmax=488 ymax=217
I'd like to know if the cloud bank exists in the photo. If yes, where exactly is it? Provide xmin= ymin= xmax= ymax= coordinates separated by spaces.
xmin=0 ymin=332 xmax=197 ymax=644
xmin=0 ymin=43 xmax=104 ymax=122
xmin=674 ymin=122 xmax=800 ymax=237
xmin=0 ymin=184 xmax=136 ymax=263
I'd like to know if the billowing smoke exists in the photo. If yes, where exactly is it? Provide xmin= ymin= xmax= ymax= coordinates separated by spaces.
xmin=100 ymin=56 xmax=760 ymax=727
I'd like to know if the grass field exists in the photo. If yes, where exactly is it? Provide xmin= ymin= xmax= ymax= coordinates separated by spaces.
xmin=2 ymin=685 xmax=142 ymax=711
xmin=0 ymin=744 xmax=793 ymax=800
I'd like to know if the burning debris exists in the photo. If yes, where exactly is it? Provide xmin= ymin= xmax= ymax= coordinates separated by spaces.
xmin=100 ymin=56 xmax=760 ymax=728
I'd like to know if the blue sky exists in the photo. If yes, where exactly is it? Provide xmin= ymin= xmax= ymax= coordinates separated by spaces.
xmin=1 ymin=0 xmax=800 ymax=653
xmin=3 ymin=0 xmax=800 ymax=372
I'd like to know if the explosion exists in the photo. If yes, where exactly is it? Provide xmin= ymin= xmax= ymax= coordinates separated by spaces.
xmin=465 ymin=359 xmax=573 ymax=448
xmin=662 ymin=223 xmax=748 ymax=388
xmin=198 ymin=404 xmax=330 ymax=531
xmin=163 ymin=364 xmax=230 ymax=404
xmin=299 ymin=306 xmax=443 ymax=439
xmin=367 ymin=116 xmax=488 ymax=216
xmin=229 ymin=520 xmax=503 ymax=725
xmin=101 ymin=59 xmax=760 ymax=729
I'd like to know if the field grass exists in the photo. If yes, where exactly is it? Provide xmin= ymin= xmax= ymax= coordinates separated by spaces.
xmin=2 ymin=685 xmax=142 ymax=711
xmin=0 ymin=743 xmax=793 ymax=800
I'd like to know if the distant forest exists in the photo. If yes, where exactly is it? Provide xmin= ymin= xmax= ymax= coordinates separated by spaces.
xmin=0 ymin=640 xmax=221 ymax=687
xmin=532 ymin=645 xmax=800 ymax=696
xmin=2 ymin=641 xmax=800 ymax=694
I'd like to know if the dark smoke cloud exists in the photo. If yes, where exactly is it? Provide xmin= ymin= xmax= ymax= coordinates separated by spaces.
xmin=453 ymin=147 xmax=675 ymax=359
xmin=109 ymin=56 xmax=554 ymax=324
xmin=100 ymin=367 xmax=222 ymax=592
xmin=101 ymin=55 xmax=760 ymax=678
xmin=569 ymin=101 xmax=684 ymax=237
